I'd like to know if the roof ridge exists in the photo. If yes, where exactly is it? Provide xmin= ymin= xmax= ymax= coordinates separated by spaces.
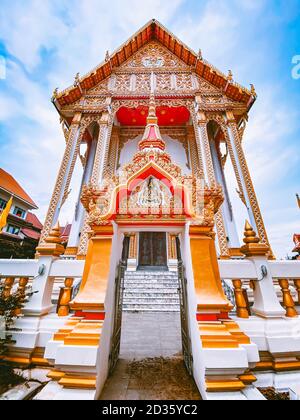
xmin=54 ymin=19 xmax=255 ymax=107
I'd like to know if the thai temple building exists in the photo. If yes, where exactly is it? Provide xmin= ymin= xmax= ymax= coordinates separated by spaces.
xmin=1 ymin=20 xmax=300 ymax=401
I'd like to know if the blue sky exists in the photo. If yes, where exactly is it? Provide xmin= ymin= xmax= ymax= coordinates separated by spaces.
xmin=0 ymin=0 xmax=299 ymax=257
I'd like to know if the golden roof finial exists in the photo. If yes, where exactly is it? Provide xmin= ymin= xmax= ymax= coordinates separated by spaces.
xmin=296 ymin=193 xmax=300 ymax=209
xmin=250 ymin=84 xmax=257 ymax=97
xmin=240 ymin=220 xmax=270 ymax=257
xmin=227 ymin=70 xmax=233 ymax=81
xmin=52 ymin=87 xmax=59 ymax=100
xmin=243 ymin=221 xmax=260 ymax=245
xmin=45 ymin=222 xmax=62 ymax=245
xmin=138 ymin=89 xmax=165 ymax=152
xmin=74 ymin=73 xmax=80 ymax=87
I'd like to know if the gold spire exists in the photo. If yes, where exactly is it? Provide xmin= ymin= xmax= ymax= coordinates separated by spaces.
xmin=45 ymin=222 xmax=63 ymax=245
xmin=138 ymin=91 xmax=166 ymax=152
xmin=147 ymin=91 xmax=158 ymax=124
xmin=243 ymin=221 xmax=260 ymax=245
xmin=227 ymin=70 xmax=233 ymax=81
xmin=37 ymin=222 xmax=64 ymax=257
xmin=52 ymin=87 xmax=59 ymax=100
xmin=240 ymin=221 xmax=269 ymax=257
xmin=250 ymin=84 xmax=257 ymax=97
xmin=74 ymin=73 xmax=80 ymax=87
xmin=296 ymin=193 xmax=300 ymax=209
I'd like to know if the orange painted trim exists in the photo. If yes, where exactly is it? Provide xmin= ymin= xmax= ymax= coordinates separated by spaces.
xmin=197 ymin=313 xmax=230 ymax=322
xmin=74 ymin=311 xmax=106 ymax=321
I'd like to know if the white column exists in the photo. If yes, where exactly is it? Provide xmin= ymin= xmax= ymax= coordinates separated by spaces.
xmin=23 ymin=255 xmax=57 ymax=316
xmin=77 ymin=112 xmax=112 ymax=257
xmin=196 ymin=112 xmax=230 ymax=258
xmin=210 ymin=140 xmax=240 ymax=248
xmin=39 ymin=113 xmax=82 ymax=244
xmin=250 ymin=255 xmax=285 ymax=318
xmin=226 ymin=125 xmax=257 ymax=231
xmin=67 ymin=138 xmax=97 ymax=251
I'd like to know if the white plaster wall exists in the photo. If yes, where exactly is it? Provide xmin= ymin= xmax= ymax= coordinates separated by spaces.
xmin=118 ymin=134 xmax=191 ymax=175
xmin=118 ymin=135 xmax=142 ymax=168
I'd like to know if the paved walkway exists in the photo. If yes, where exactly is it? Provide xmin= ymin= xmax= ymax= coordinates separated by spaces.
xmin=100 ymin=312 xmax=201 ymax=400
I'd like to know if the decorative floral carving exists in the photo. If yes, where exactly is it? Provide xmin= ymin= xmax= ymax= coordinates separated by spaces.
xmin=176 ymin=74 xmax=193 ymax=91
xmin=156 ymin=73 xmax=171 ymax=92
xmin=115 ymin=74 xmax=131 ymax=92
xmin=121 ymin=41 xmax=189 ymax=71
xmin=135 ymin=73 xmax=151 ymax=92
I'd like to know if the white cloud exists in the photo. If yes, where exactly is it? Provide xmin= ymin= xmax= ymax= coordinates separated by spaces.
xmin=0 ymin=0 xmax=299 ymax=258
xmin=173 ymin=1 xmax=239 ymax=62
xmin=0 ymin=0 xmax=184 ymax=226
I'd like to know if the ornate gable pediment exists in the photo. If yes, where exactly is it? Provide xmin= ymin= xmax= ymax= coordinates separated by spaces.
xmin=55 ymin=20 xmax=254 ymax=109
xmin=119 ymin=41 xmax=191 ymax=72
xmin=196 ymin=77 xmax=223 ymax=95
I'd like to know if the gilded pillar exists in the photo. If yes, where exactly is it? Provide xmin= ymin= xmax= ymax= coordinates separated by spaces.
xmin=39 ymin=112 xmax=82 ymax=245
xmin=103 ymin=126 xmax=120 ymax=179
xmin=71 ymin=224 xmax=114 ymax=313
xmin=168 ymin=234 xmax=177 ymax=260
xmin=226 ymin=111 xmax=270 ymax=249
xmin=189 ymin=225 xmax=232 ymax=315
xmin=196 ymin=111 xmax=230 ymax=259
xmin=77 ymin=112 xmax=113 ymax=257
xmin=128 ymin=233 xmax=137 ymax=260
xmin=189 ymin=110 xmax=208 ymax=181
xmin=188 ymin=120 xmax=204 ymax=177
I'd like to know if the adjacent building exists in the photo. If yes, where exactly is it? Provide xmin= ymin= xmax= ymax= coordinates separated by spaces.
xmin=0 ymin=168 xmax=43 ymax=258
xmin=293 ymin=234 xmax=300 ymax=260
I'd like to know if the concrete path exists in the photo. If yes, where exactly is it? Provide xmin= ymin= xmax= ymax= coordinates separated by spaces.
xmin=100 ymin=312 xmax=201 ymax=400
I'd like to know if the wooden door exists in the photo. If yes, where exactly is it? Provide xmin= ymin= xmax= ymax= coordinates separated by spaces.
xmin=138 ymin=232 xmax=167 ymax=269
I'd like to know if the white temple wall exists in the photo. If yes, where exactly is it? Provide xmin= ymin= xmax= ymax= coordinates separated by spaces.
xmin=118 ymin=134 xmax=191 ymax=175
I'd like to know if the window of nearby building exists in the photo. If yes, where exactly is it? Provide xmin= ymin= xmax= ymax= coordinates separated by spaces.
xmin=13 ymin=206 xmax=26 ymax=219
xmin=0 ymin=198 xmax=7 ymax=210
xmin=6 ymin=224 xmax=21 ymax=235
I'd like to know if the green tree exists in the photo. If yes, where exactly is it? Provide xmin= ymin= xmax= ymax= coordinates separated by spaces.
xmin=0 ymin=281 xmax=31 ymax=394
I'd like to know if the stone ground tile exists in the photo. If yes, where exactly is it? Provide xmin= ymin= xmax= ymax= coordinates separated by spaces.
xmin=99 ymin=312 xmax=201 ymax=400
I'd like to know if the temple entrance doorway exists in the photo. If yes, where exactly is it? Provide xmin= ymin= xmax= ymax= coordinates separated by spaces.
xmin=138 ymin=232 xmax=168 ymax=271
xmin=102 ymin=231 xmax=200 ymax=400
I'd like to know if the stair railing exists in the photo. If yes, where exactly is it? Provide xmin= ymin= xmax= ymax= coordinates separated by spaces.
xmin=108 ymin=259 xmax=126 ymax=374
xmin=176 ymin=237 xmax=193 ymax=376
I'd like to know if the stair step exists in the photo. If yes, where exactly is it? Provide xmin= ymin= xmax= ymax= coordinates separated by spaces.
xmin=123 ymin=308 xmax=180 ymax=313
xmin=124 ymin=276 xmax=178 ymax=281
xmin=124 ymin=279 xmax=179 ymax=284
xmin=123 ymin=304 xmax=180 ymax=312
xmin=125 ymin=271 xmax=178 ymax=277
xmin=123 ymin=270 xmax=180 ymax=312
xmin=124 ymin=290 xmax=179 ymax=296
xmin=123 ymin=298 xmax=180 ymax=305
xmin=124 ymin=281 xmax=178 ymax=285
xmin=125 ymin=271 xmax=178 ymax=276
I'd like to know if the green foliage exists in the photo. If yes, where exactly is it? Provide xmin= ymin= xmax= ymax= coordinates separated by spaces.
xmin=0 ymin=281 xmax=31 ymax=394
xmin=0 ymin=237 xmax=38 ymax=259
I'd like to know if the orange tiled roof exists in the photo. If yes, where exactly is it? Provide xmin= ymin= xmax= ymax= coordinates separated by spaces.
xmin=26 ymin=211 xmax=43 ymax=230
xmin=21 ymin=228 xmax=41 ymax=241
xmin=0 ymin=168 xmax=37 ymax=208
xmin=54 ymin=19 xmax=256 ymax=109
xmin=293 ymin=234 xmax=300 ymax=253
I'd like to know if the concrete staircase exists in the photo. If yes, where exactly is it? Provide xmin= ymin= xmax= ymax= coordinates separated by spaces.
xmin=123 ymin=270 xmax=180 ymax=312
